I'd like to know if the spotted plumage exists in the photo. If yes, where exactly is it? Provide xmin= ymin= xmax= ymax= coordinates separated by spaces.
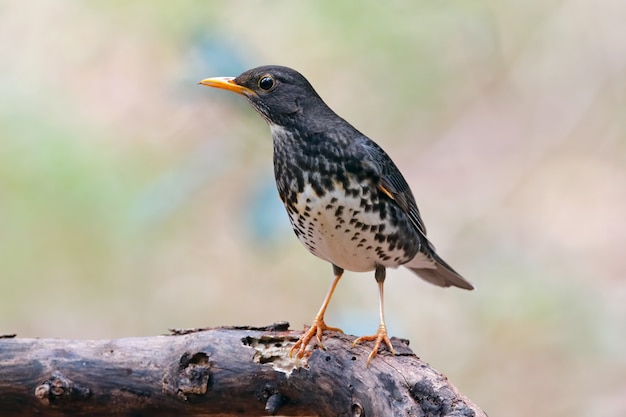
xmin=271 ymin=124 xmax=419 ymax=273
xmin=199 ymin=65 xmax=473 ymax=364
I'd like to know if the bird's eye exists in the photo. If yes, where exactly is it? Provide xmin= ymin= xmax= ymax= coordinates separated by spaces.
xmin=258 ymin=75 xmax=275 ymax=91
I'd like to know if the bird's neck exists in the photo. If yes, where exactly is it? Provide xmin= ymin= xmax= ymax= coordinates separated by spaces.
xmin=269 ymin=123 xmax=337 ymax=166
xmin=269 ymin=122 xmax=346 ymax=154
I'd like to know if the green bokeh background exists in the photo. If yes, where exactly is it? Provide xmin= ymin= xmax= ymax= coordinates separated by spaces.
xmin=1 ymin=1 xmax=624 ymax=416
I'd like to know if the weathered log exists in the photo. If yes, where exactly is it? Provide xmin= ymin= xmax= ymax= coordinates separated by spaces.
xmin=0 ymin=323 xmax=485 ymax=416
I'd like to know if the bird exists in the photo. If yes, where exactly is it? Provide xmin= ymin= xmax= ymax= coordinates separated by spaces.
xmin=199 ymin=65 xmax=473 ymax=365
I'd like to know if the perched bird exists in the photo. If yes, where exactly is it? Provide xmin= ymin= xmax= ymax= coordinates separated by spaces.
xmin=199 ymin=65 xmax=473 ymax=364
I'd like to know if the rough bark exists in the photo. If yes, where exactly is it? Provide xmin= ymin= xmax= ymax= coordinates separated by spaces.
xmin=0 ymin=323 xmax=485 ymax=416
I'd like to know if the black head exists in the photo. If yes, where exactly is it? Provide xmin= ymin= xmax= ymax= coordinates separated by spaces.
xmin=199 ymin=65 xmax=336 ymax=130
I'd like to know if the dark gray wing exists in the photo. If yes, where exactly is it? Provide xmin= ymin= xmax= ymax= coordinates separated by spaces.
xmin=355 ymin=136 xmax=474 ymax=290
xmin=356 ymin=137 xmax=428 ymax=237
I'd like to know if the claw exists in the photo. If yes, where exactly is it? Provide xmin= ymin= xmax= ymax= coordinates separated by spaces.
xmin=290 ymin=318 xmax=343 ymax=359
xmin=352 ymin=323 xmax=395 ymax=366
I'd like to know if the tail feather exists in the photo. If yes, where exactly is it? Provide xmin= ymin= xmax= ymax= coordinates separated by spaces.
xmin=405 ymin=251 xmax=474 ymax=291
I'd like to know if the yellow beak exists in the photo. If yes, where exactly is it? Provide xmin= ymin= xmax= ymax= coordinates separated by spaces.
xmin=198 ymin=77 xmax=255 ymax=96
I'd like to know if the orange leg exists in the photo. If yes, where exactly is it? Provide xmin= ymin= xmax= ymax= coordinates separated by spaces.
xmin=352 ymin=266 xmax=395 ymax=365
xmin=290 ymin=268 xmax=344 ymax=359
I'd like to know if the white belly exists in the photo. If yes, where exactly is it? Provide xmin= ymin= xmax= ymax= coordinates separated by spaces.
xmin=286 ymin=184 xmax=412 ymax=272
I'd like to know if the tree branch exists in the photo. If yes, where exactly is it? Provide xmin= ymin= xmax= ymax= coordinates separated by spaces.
xmin=0 ymin=323 xmax=485 ymax=416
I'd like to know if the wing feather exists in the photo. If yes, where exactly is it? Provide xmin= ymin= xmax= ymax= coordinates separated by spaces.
xmin=357 ymin=137 xmax=427 ymax=236
xmin=355 ymin=136 xmax=474 ymax=291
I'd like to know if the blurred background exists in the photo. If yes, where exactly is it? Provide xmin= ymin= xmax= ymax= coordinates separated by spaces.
xmin=1 ymin=1 xmax=624 ymax=415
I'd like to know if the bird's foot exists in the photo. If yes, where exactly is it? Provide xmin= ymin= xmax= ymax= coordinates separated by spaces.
xmin=290 ymin=317 xmax=343 ymax=360
xmin=352 ymin=323 xmax=395 ymax=366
